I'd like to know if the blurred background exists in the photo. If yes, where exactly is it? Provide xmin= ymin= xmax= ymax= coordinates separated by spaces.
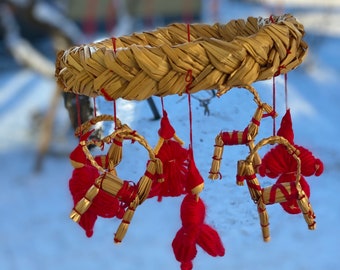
xmin=0 ymin=0 xmax=339 ymax=269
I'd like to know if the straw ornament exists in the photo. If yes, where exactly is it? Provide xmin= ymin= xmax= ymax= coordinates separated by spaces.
xmin=258 ymin=109 xmax=324 ymax=214
xmin=55 ymin=11 xmax=325 ymax=269
xmin=148 ymin=110 xmax=189 ymax=201
xmin=237 ymin=135 xmax=318 ymax=241
xmin=209 ymin=85 xmax=277 ymax=180
xmin=68 ymin=115 xmax=163 ymax=242
xmin=56 ymin=14 xmax=307 ymax=100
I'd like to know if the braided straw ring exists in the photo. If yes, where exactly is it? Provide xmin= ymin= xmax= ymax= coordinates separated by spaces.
xmin=56 ymin=14 xmax=307 ymax=100
xmin=241 ymin=135 xmax=316 ymax=241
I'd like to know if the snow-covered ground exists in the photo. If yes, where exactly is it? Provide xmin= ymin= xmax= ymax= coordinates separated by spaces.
xmin=1 ymin=1 xmax=339 ymax=269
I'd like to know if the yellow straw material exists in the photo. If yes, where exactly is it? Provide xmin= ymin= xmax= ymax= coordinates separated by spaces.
xmin=56 ymin=14 xmax=307 ymax=100
xmin=237 ymin=135 xmax=316 ymax=241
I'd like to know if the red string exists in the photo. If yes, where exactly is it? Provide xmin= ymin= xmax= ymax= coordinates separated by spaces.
xmin=186 ymin=70 xmax=194 ymax=149
xmin=185 ymin=24 xmax=194 ymax=149
xmin=112 ymin=37 xmax=117 ymax=53
xmin=160 ymin=97 xmax=165 ymax=112
xmin=272 ymin=76 xmax=276 ymax=135
xmin=284 ymin=73 xmax=289 ymax=110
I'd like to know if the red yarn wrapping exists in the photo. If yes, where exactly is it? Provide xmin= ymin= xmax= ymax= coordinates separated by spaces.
xmin=186 ymin=149 xmax=204 ymax=195
xmin=172 ymin=194 xmax=225 ymax=269
xmin=69 ymin=138 xmax=122 ymax=236
xmin=149 ymin=140 xmax=189 ymax=201
xmin=149 ymin=109 xmax=191 ymax=200
xmin=69 ymin=130 xmax=93 ymax=165
xmin=258 ymin=109 xmax=324 ymax=214
xmin=69 ymin=165 xmax=99 ymax=237
xmin=221 ymin=129 xmax=249 ymax=145
xmin=276 ymin=174 xmax=310 ymax=214
xmin=158 ymin=110 xmax=176 ymax=140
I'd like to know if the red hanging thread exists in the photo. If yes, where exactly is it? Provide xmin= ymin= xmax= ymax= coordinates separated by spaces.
xmin=258 ymin=109 xmax=324 ymax=214
xmin=272 ymin=76 xmax=276 ymax=136
xmin=93 ymin=97 xmax=97 ymax=117
xmin=284 ymin=73 xmax=288 ymax=110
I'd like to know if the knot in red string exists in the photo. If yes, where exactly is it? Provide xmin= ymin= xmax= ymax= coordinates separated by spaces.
xmin=117 ymin=180 xmax=138 ymax=205
xmin=158 ymin=110 xmax=176 ymax=140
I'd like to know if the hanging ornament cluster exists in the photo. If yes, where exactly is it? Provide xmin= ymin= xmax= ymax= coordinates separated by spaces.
xmin=56 ymin=14 xmax=324 ymax=269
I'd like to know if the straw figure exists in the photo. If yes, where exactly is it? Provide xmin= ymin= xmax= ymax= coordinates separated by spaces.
xmin=68 ymin=115 xmax=164 ymax=243
xmin=257 ymin=109 xmax=324 ymax=214
xmin=236 ymin=134 xmax=320 ymax=242
xmin=54 ymin=14 xmax=324 ymax=270
xmin=209 ymin=85 xmax=277 ymax=180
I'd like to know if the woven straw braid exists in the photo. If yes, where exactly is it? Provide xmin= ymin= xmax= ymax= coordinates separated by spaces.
xmin=55 ymin=14 xmax=307 ymax=100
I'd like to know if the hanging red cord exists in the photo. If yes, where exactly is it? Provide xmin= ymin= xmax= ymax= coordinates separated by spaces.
xmin=185 ymin=24 xmax=194 ymax=149
xmin=272 ymin=76 xmax=276 ymax=136
xmin=93 ymin=97 xmax=97 ymax=117
xmin=284 ymin=73 xmax=288 ymax=110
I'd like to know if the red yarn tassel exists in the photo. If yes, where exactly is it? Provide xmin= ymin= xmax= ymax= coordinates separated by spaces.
xmin=149 ymin=140 xmax=189 ymax=201
xmin=197 ymin=224 xmax=225 ymax=257
xmin=172 ymin=194 xmax=225 ymax=269
xmin=68 ymin=134 xmax=122 ymax=237
xmin=186 ymin=148 xmax=204 ymax=197
xmin=149 ymin=110 xmax=189 ymax=201
xmin=69 ymin=165 xmax=100 ymax=237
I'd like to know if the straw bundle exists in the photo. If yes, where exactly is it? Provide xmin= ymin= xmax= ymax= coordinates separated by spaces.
xmin=257 ymin=197 xmax=270 ymax=242
xmin=55 ymin=14 xmax=307 ymax=100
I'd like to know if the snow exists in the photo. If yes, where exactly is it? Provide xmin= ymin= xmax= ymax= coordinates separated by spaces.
xmin=1 ymin=1 xmax=340 ymax=269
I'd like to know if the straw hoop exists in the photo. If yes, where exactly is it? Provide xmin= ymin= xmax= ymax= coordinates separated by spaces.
xmin=56 ymin=14 xmax=307 ymax=100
